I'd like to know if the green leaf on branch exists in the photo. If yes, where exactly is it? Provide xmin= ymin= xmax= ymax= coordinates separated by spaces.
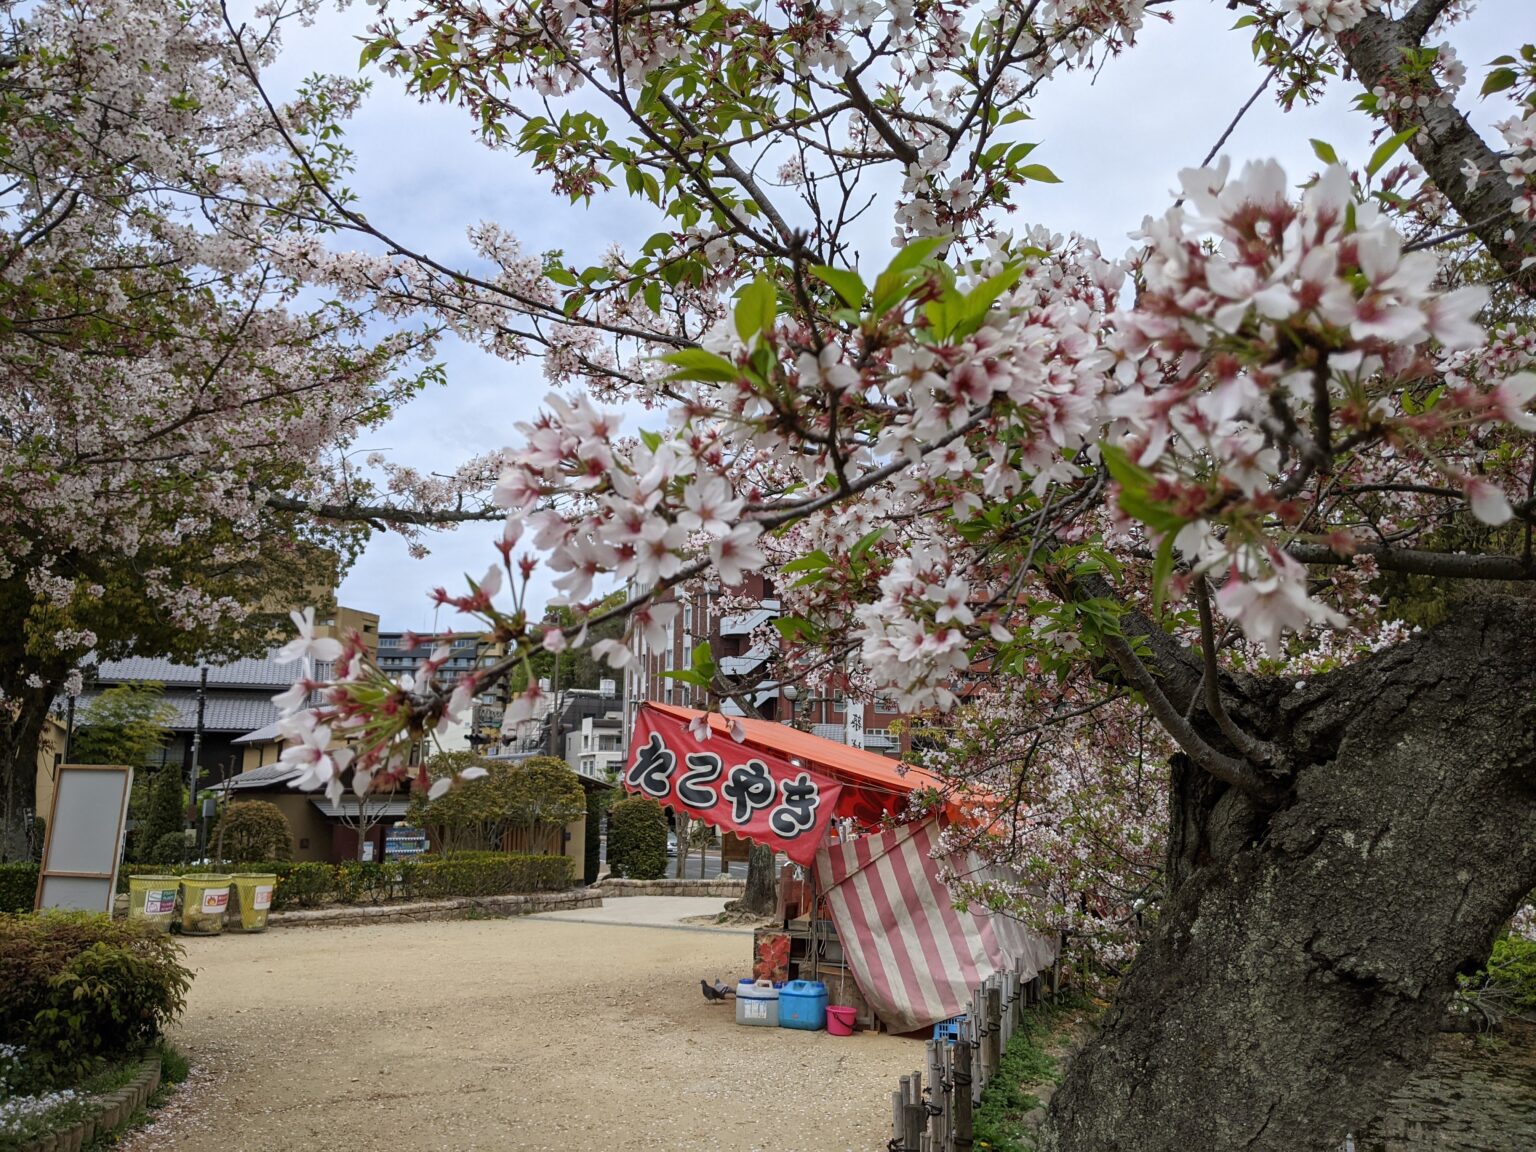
xmin=734 ymin=276 xmax=777 ymax=341
xmin=772 ymin=616 xmax=820 ymax=643
xmin=1365 ymin=126 xmax=1418 ymax=179
xmin=1099 ymin=442 xmax=1186 ymax=535
xmin=811 ymin=265 xmax=865 ymax=308
xmin=661 ymin=347 xmax=742 ymax=382
xmin=780 ymin=549 xmax=832 ymax=574
xmin=1017 ymin=163 xmax=1061 ymax=184
xmin=1481 ymin=67 xmax=1519 ymax=97
xmin=1310 ymin=138 xmax=1339 ymax=165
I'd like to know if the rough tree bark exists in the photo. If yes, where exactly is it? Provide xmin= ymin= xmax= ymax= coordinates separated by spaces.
xmin=729 ymin=843 xmax=778 ymax=916
xmin=1043 ymin=598 xmax=1536 ymax=1151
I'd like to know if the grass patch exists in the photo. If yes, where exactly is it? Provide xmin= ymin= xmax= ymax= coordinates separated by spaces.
xmin=973 ymin=996 xmax=1092 ymax=1152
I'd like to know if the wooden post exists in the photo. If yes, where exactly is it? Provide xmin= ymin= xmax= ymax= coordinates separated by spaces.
xmin=894 ymin=1086 xmax=906 ymax=1148
xmin=953 ymin=1022 xmax=974 ymax=1150
xmin=926 ymin=1040 xmax=945 ymax=1152
xmin=904 ymin=1071 xmax=924 ymax=1152
xmin=985 ymin=982 xmax=1002 ymax=1093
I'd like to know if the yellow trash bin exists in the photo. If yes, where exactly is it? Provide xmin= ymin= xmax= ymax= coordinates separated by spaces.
xmin=226 ymin=873 xmax=276 ymax=932
xmin=127 ymin=875 xmax=180 ymax=932
xmin=177 ymin=875 xmax=231 ymax=935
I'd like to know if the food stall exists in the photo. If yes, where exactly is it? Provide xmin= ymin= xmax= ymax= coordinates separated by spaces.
xmin=624 ymin=703 xmax=1055 ymax=1034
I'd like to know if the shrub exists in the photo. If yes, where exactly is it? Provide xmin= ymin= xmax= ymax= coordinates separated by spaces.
xmin=274 ymin=862 xmax=333 ymax=909
xmin=134 ymin=766 xmax=186 ymax=864
xmin=114 ymin=853 xmax=573 ymax=911
xmin=0 ymin=913 xmax=190 ymax=1083
xmin=1459 ymin=932 xmax=1536 ymax=1021
xmin=608 ymin=797 xmax=668 ymax=880
xmin=210 ymin=801 xmax=293 ymax=862
xmin=0 ymin=863 xmax=38 ymax=914
xmin=404 ymin=852 xmax=573 ymax=898
xmin=148 ymin=831 xmax=191 ymax=866
xmin=334 ymin=860 xmax=390 ymax=904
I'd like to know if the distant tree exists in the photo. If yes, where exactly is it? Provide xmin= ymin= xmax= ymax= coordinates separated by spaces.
xmin=136 ymin=766 xmax=188 ymax=865
xmin=211 ymin=801 xmax=294 ymax=862
xmin=409 ymin=753 xmax=585 ymax=856
xmin=607 ymin=797 xmax=668 ymax=881
xmin=70 ymin=683 xmax=176 ymax=769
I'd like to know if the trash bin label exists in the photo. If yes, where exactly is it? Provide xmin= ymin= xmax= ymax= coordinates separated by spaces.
xmin=144 ymin=889 xmax=176 ymax=915
xmin=253 ymin=885 xmax=273 ymax=910
xmin=200 ymin=888 xmax=229 ymax=914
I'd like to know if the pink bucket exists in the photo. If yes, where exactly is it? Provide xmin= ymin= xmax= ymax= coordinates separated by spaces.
xmin=826 ymin=1005 xmax=856 ymax=1036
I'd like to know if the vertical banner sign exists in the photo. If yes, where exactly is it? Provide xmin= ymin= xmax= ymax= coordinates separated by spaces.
xmin=623 ymin=706 xmax=842 ymax=865
xmin=844 ymin=700 xmax=865 ymax=750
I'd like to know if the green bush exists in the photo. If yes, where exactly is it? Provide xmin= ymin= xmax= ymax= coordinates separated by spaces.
xmin=117 ymin=853 xmax=573 ymax=909
xmin=0 ymin=862 xmax=38 ymax=913
xmin=210 ymin=801 xmax=293 ymax=862
xmin=273 ymin=862 xmax=332 ymax=909
xmin=135 ymin=766 xmax=186 ymax=864
xmin=334 ymin=860 xmax=390 ymax=905
xmin=1459 ymin=932 xmax=1536 ymax=1019
xmin=148 ymin=830 xmax=191 ymax=866
xmin=608 ymin=797 xmax=668 ymax=880
xmin=0 ymin=912 xmax=191 ymax=1083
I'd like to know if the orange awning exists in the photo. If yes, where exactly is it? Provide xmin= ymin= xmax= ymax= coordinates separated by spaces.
xmin=643 ymin=702 xmax=949 ymax=827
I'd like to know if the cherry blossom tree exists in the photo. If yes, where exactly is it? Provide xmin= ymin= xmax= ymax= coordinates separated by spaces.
xmin=240 ymin=0 xmax=1536 ymax=1145
xmin=0 ymin=0 xmax=446 ymax=850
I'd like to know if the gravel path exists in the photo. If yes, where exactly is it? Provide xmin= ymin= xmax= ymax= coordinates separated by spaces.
xmin=125 ymin=907 xmax=917 ymax=1151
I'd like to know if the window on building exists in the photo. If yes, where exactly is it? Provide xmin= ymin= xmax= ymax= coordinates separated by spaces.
xmin=832 ymin=687 xmax=845 ymax=713
xmin=875 ymin=696 xmax=896 ymax=713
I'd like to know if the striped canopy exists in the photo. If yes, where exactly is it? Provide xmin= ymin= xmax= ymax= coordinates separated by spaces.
xmin=814 ymin=815 xmax=1057 ymax=1033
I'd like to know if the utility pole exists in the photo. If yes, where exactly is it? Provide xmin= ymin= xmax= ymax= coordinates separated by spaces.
xmin=187 ymin=667 xmax=207 ymax=839
xmin=547 ymin=653 xmax=561 ymax=758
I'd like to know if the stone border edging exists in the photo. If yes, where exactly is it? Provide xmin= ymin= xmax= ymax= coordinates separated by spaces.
xmin=595 ymin=877 xmax=746 ymax=898
xmin=21 ymin=1052 xmax=161 ymax=1152
xmin=267 ymin=889 xmax=600 ymax=928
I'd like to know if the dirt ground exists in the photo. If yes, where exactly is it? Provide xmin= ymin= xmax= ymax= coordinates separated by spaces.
xmin=123 ymin=905 xmax=919 ymax=1152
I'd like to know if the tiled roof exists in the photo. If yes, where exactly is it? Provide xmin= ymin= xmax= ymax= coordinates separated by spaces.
xmin=214 ymin=763 xmax=305 ymax=791
xmin=158 ymin=691 xmax=280 ymax=733
xmin=93 ymin=653 xmax=325 ymax=691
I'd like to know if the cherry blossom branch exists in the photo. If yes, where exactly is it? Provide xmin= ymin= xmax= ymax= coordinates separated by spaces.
xmin=1284 ymin=543 xmax=1536 ymax=580
xmin=1342 ymin=12 xmax=1536 ymax=291
xmin=1100 ymin=630 xmax=1280 ymax=801
xmin=1195 ymin=579 xmax=1279 ymax=767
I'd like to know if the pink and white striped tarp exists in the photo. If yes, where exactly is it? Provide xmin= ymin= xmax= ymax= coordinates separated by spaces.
xmin=813 ymin=816 xmax=1056 ymax=1033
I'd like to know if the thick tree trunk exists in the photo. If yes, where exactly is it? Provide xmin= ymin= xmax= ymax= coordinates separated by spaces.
xmin=728 ymin=843 xmax=777 ymax=916
xmin=1043 ymin=598 xmax=1536 ymax=1151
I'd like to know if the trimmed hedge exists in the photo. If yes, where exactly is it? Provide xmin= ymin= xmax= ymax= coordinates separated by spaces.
xmin=0 ymin=861 xmax=39 ymax=913
xmin=608 ymin=797 xmax=668 ymax=880
xmin=117 ymin=853 xmax=575 ymax=910
xmin=0 ymin=912 xmax=190 ymax=1084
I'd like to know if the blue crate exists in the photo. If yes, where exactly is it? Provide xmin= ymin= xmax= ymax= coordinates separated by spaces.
xmin=933 ymin=1014 xmax=967 ymax=1043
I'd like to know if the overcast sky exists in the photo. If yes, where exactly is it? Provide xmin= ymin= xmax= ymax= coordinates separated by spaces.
xmin=264 ymin=1 xmax=1520 ymax=634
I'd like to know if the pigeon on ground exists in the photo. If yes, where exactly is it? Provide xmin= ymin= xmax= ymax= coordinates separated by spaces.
xmin=700 ymin=979 xmax=736 ymax=1002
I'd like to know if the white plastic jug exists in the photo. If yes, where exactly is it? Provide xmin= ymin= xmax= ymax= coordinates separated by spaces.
xmin=735 ymin=978 xmax=780 ymax=1027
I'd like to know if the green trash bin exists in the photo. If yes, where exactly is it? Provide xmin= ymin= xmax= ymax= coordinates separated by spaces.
xmin=226 ymin=873 xmax=276 ymax=933
xmin=177 ymin=875 xmax=231 ymax=936
xmin=127 ymin=875 xmax=180 ymax=932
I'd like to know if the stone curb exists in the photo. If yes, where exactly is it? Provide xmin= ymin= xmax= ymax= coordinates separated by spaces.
xmin=19 ymin=1052 xmax=161 ymax=1152
xmin=595 ymin=878 xmax=747 ymax=899
xmin=266 ymin=889 xmax=601 ymax=929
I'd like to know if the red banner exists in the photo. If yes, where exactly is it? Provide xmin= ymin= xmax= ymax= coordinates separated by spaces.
xmin=622 ymin=706 xmax=842 ymax=865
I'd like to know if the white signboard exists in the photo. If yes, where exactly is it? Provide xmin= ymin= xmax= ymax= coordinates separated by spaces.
xmin=844 ymin=701 xmax=865 ymax=750
xmin=36 ymin=764 xmax=133 ymax=914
